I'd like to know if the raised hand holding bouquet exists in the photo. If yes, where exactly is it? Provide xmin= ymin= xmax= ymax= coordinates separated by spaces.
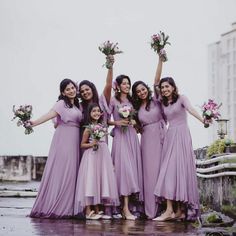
xmin=150 ymin=31 xmax=171 ymax=62
xmin=86 ymin=123 xmax=108 ymax=151
xmin=98 ymin=40 xmax=123 ymax=69
xmin=201 ymin=99 xmax=222 ymax=128
xmin=12 ymin=105 xmax=33 ymax=134
xmin=118 ymin=105 xmax=136 ymax=133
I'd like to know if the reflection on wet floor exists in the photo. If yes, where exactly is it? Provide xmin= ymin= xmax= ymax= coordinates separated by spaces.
xmin=0 ymin=197 xmax=235 ymax=236
xmin=30 ymin=218 xmax=200 ymax=236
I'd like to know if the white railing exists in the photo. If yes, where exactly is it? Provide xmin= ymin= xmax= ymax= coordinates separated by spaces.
xmin=196 ymin=153 xmax=236 ymax=178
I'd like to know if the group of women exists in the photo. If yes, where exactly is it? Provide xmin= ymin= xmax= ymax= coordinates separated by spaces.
xmin=29 ymin=54 xmax=205 ymax=222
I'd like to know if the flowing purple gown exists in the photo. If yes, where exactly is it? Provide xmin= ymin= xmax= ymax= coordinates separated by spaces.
xmin=30 ymin=100 xmax=82 ymax=218
xmin=154 ymin=95 xmax=200 ymax=220
xmin=74 ymin=136 xmax=120 ymax=213
xmin=109 ymin=97 xmax=143 ymax=199
xmin=138 ymin=98 xmax=166 ymax=219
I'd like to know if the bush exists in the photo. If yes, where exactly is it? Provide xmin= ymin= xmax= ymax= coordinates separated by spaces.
xmin=206 ymin=138 xmax=233 ymax=158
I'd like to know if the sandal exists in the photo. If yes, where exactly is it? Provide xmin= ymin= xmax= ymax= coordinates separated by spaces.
xmin=152 ymin=212 xmax=174 ymax=221
xmin=97 ymin=211 xmax=112 ymax=219
xmin=86 ymin=210 xmax=102 ymax=220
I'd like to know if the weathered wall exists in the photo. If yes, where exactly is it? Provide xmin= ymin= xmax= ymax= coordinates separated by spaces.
xmin=0 ymin=156 xmax=47 ymax=181
xmin=195 ymin=148 xmax=236 ymax=219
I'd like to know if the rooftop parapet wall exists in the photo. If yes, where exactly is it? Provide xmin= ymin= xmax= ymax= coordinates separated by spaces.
xmin=0 ymin=155 xmax=47 ymax=181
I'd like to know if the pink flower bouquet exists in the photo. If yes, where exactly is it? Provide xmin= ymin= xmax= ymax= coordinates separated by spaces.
xmin=98 ymin=41 xmax=123 ymax=69
xmin=150 ymin=31 xmax=170 ymax=62
xmin=86 ymin=123 xmax=108 ymax=151
xmin=118 ymin=105 xmax=136 ymax=132
xmin=201 ymin=99 xmax=222 ymax=128
xmin=12 ymin=105 xmax=33 ymax=134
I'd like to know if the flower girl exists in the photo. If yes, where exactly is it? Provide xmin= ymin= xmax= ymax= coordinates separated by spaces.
xmin=74 ymin=103 xmax=120 ymax=220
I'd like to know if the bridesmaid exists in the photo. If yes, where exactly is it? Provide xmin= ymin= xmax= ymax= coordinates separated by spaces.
xmin=131 ymin=55 xmax=166 ymax=219
xmin=30 ymin=79 xmax=82 ymax=218
xmin=153 ymin=77 xmax=204 ymax=221
xmin=108 ymin=74 xmax=143 ymax=220
xmin=78 ymin=55 xmax=114 ymax=127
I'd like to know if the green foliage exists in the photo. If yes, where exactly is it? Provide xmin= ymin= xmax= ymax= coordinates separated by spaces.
xmin=206 ymin=213 xmax=223 ymax=223
xmin=207 ymin=139 xmax=226 ymax=158
xmin=206 ymin=138 xmax=234 ymax=158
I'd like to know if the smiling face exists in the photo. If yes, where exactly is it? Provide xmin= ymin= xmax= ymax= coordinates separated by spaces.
xmin=80 ymin=84 xmax=93 ymax=101
xmin=160 ymin=81 xmax=175 ymax=99
xmin=62 ymin=82 xmax=77 ymax=99
xmin=135 ymin=83 xmax=149 ymax=101
xmin=118 ymin=78 xmax=130 ymax=94
xmin=90 ymin=106 xmax=102 ymax=121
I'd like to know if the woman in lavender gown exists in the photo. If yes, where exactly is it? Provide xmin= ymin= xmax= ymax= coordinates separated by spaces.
xmin=131 ymin=56 xmax=166 ymax=219
xmin=30 ymin=79 xmax=82 ymax=218
xmin=75 ymin=103 xmax=120 ymax=220
xmin=78 ymin=55 xmax=114 ymax=128
xmin=108 ymin=75 xmax=143 ymax=220
xmin=153 ymin=77 xmax=204 ymax=221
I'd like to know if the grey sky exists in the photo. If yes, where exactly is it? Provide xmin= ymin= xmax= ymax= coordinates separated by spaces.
xmin=0 ymin=0 xmax=236 ymax=155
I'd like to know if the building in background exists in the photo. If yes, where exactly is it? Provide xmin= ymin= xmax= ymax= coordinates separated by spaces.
xmin=208 ymin=22 xmax=236 ymax=143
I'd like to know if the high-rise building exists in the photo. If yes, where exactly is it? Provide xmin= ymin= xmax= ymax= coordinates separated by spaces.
xmin=208 ymin=22 xmax=236 ymax=142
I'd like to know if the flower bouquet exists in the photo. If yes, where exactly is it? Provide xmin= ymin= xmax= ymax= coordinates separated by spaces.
xmin=86 ymin=123 xmax=108 ymax=151
xmin=118 ymin=105 xmax=136 ymax=133
xmin=12 ymin=105 xmax=33 ymax=134
xmin=98 ymin=40 xmax=123 ymax=69
xmin=201 ymin=99 xmax=222 ymax=128
xmin=150 ymin=31 xmax=170 ymax=62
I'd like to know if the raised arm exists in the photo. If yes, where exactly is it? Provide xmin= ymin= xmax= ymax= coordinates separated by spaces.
xmin=154 ymin=55 xmax=163 ymax=97
xmin=154 ymin=55 xmax=163 ymax=86
xmin=103 ymin=55 xmax=114 ymax=105
xmin=30 ymin=110 xmax=58 ymax=127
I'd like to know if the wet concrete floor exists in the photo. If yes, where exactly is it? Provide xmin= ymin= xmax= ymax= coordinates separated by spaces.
xmin=1 ymin=197 xmax=236 ymax=236
xmin=0 ymin=182 xmax=235 ymax=236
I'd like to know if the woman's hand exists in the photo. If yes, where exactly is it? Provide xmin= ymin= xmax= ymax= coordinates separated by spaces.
xmin=91 ymin=139 xmax=98 ymax=147
xmin=29 ymin=120 xmax=36 ymax=127
xmin=129 ymin=119 xmax=136 ymax=126
xmin=106 ymin=55 xmax=115 ymax=68
xmin=115 ymin=119 xmax=129 ymax=126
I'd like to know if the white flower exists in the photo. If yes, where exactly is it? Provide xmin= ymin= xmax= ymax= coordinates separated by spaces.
xmin=205 ymin=110 xmax=212 ymax=116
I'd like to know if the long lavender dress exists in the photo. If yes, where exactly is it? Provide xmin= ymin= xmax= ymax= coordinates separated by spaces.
xmin=109 ymin=97 xmax=143 ymax=199
xmin=30 ymin=100 xmax=82 ymax=218
xmin=74 ymin=135 xmax=120 ymax=213
xmin=138 ymin=98 xmax=166 ymax=219
xmin=154 ymin=95 xmax=200 ymax=220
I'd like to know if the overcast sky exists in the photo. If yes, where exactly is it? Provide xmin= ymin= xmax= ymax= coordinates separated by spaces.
xmin=0 ymin=0 xmax=236 ymax=156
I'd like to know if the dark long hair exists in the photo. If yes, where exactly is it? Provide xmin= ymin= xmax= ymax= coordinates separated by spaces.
xmin=78 ymin=80 xmax=99 ymax=111
xmin=58 ymin=78 xmax=80 ymax=109
xmin=159 ymin=77 xmax=179 ymax=106
xmin=114 ymin=75 xmax=132 ymax=103
xmin=83 ymin=103 xmax=103 ymax=125
xmin=132 ymin=81 xmax=152 ymax=111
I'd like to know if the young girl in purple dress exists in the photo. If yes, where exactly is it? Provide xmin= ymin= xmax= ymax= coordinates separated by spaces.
xmin=131 ymin=55 xmax=166 ymax=219
xmin=108 ymin=75 xmax=143 ymax=220
xmin=153 ymin=77 xmax=205 ymax=222
xmin=30 ymin=79 xmax=82 ymax=218
xmin=75 ymin=103 xmax=119 ymax=220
